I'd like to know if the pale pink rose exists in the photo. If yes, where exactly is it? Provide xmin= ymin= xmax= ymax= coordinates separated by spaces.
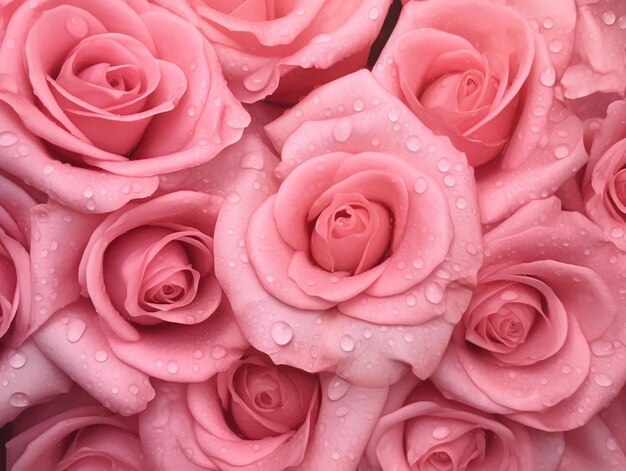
xmin=152 ymin=0 xmax=392 ymax=104
xmin=29 ymin=191 xmax=248 ymax=413
xmin=361 ymin=377 xmax=564 ymax=471
xmin=0 ymin=0 xmax=249 ymax=213
xmin=432 ymin=197 xmax=626 ymax=431
xmin=139 ymin=351 xmax=388 ymax=470
xmin=561 ymin=0 xmax=626 ymax=100
xmin=6 ymin=387 xmax=148 ymax=471
xmin=215 ymin=70 xmax=483 ymax=386
xmin=582 ymin=99 xmax=626 ymax=250
xmin=0 ymin=173 xmax=37 ymax=346
xmin=558 ymin=386 xmax=626 ymax=470
xmin=374 ymin=0 xmax=587 ymax=223
xmin=0 ymin=338 xmax=72 ymax=427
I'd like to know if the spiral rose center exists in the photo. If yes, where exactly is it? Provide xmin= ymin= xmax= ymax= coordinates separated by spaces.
xmin=607 ymin=167 xmax=626 ymax=219
xmin=309 ymin=193 xmax=392 ymax=274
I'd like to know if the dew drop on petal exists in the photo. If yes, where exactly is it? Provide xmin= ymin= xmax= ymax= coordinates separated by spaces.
xmin=590 ymin=339 xmax=616 ymax=357
xmin=335 ymin=406 xmax=350 ymax=417
xmin=368 ymin=6 xmax=380 ymax=20
xmin=65 ymin=15 xmax=88 ymax=38
xmin=129 ymin=384 xmax=140 ymax=395
xmin=548 ymin=39 xmax=563 ymax=53
xmin=603 ymin=10 xmax=616 ymax=25
xmin=437 ymin=158 xmax=451 ymax=172
xmin=8 ymin=351 xmax=26 ymax=369
xmin=327 ymin=377 xmax=350 ymax=401
xmin=9 ymin=392 xmax=30 ymax=408
xmin=540 ymin=66 xmax=556 ymax=86
xmin=406 ymin=136 xmax=421 ymax=152
xmin=42 ymin=164 xmax=55 ymax=175
xmin=425 ymin=282 xmax=444 ymax=304
xmin=94 ymin=349 xmax=108 ymax=362
xmin=553 ymin=144 xmax=570 ymax=159
xmin=211 ymin=345 xmax=227 ymax=359
xmin=340 ymin=334 xmax=355 ymax=352
xmin=593 ymin=373 xmax=613 ymax=387
xmin=455 ymin=197 xmax=468 ymax=210
xmin=166 ymin=361 xmax=179 ymax=374
xmin=352 ymin=99 xmax=364 ymax=112
xmin=240 ymin=152 xmax=264 ymax=170
xmin=67 ymin=319 xmax=86 ymax=343
xmin=0 ymin=131 xmax=18 ymax=147
xmin=607 ymin=437 xmax=618 ymax=451
xmin=270 ymin=321 xmax=293 ymax=346
xmin=432 ymin=426 xmax=451 ymax=440
xmin=332 ymin=118 xmax=352 ymax=142
xmin=610 ymin=227 xmax=624 ymax=238
xmin=414 ymin=177 xmax=428 ymax=194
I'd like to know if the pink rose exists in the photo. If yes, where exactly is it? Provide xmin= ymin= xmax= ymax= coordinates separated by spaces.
xmin=6 ymin=387 xmax=148 ymax=470
xmin=29 ymin=191 xmax=248 ymax=413
xmin=215 ymin=70 xmax=483 ymax=386
xmin=0 ymin=0 xmax=249 ymax=213
xmin=561 ymin=0 xmax=626 ymax=101
xmin=139 ymin=351 xmax=388 ymax=470
xmin=374 ymin=0 xmax=587 ymax=223
xmin=0 ymin=173 xmax=36 ymax=345
xmin=558 ymin=386 xmax=626 ymax=470
xmin=583 ymin=99 xmax=626 ymax=250
xmin=152 ymin=0 xmax=392 ymax=103
xmin=361 ymin=377 xmax=564 ymax=471
xmin=432 ymin=197 xmax=626 ymax=431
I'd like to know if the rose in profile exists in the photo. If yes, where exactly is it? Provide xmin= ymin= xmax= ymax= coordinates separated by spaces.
xmin=139 ymin=351 xmax=388 ymax=470
xmin=152 ymin=0 xmax=392 ymax=103
xmin=361 ymin=377 xmax=565 ymax=471
xmin=375 ymin=0 xmax=587 ymax=223
xmin=29 ymin=191 xmax=248 ymax=413
xmin=432 ymin=197 xmax=626 ymax=431
xmin=583 ymin=99 xmax=626 ymax=250
xmin=6 ymin=387 xmax=148 ymax=471
xmin=0 ymin=0 xmax=249 ymax=212
xmin=215 ymin=70 xmax=483 ymax=387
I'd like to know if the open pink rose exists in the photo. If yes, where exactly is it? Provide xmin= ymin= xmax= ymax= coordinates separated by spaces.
xmin=583 ymin=99 xmax=626 ymax=250
xmin=558 ymin=386 xmax=626 ymax=470
xmin=361 ymin=377 xmax=564 ymax=471
xmin=375 ymin=0 xmax=587 ymax=223
xmin=152 ymin=0 xmax=392 ymax=103
xmin=29 ymin=191 xmax=248 ymax=413
xmin=0 ymin=173 xmax=37 ymax=346
xmin=215 ymin=70 xmax=483 ymax=386
xmin=139 ymin=351 xmax=388 ymax=470
xmin=432 ymin=197 xmax=626 ymax=431
xmin=0 ymin=0 xmax=249 ymax=213
xmin=6 ymin=387 xmax=148 ymax=471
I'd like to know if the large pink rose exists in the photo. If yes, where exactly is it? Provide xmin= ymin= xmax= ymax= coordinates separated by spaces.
xmin=432 ymin=197 xmax=626 ymax=431
xmin=215 ymin=70 xmax=483 ymax=386
xmin=6 ymin=387 xmax=148 ymax=470
xmin=361 ymin=377 xmax=564 ymax=471
xmin=583 ymin=99 xmax=626 ymax=250
xmin=375 ymin=0 xmax=587 ymax=223
xmin=152 ymin=0 xmax=392 ymax=103
xmin=139 ymin=351 xmax=388 ymax=470
xmin=558 ymin=385 xmax=626 ymax=470
xmin=30 ymin=191 xmax=248 ymax=414
xmin=0 ymin=0 xmax=249 ymax=213
xmin=0 ymin=173 xmax=36 ymax=345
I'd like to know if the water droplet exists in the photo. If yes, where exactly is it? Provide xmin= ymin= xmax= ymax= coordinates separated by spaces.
xmin=532 ymin=105 xmax=546 ymax=117
xmin=561 ymin=364 xmax=572 ymax=375
xmin=340 ymin=334 xmax=355 ymax=352
xmin=548 ymin=39 xmax=563 ymax=53
xmin=414 ymin=177 xmax=428 ymax=194
xmin=590 ymin=339 xmax=616 ymax=357
xmin=437 ymin=158 xmax=451 ymax=172
xmin=403 ymin=332 xmax=414 ymax=343
xmin=9 ymin=392 xmax=30 ymax=408
xmin=327 ymin=377 xmax=350 ymax=401
xmin=455 ymin=196 xmax=468 ymax=210
xmin=211 ymin=345 xmax=227 ymax=359
xmin=94 ymin=349 xmax=108 ymax=362
xmin=187 ymin=106 xmax=197 ymax=117
xmin=412 ymin=258 xmax=425 ymax=269
xmin=270 ymin=321 xmax=293 ymax=346
xmin=603 ymin=10 xmax=616 ymax=25
xmin=42 ymin=164 xmax=55 ymax=175
xmin=542 ymin=17 xmax=554 ymax=29
xmin=129 ymin=384 xmax=140 ymax=395
xmin=240 ymin=152 xmax=264 ymax=170
xmin=425 ymin=282 xmax=444 ymax=304
xmin=387 ymin=108 xmax=400 ymax=122
xmin=540 ymin=66 xmax=556 ymax=86
xmin=67 ymin=319 xmax=86 ymax=343
xmin=607 ymin=437 xmax=618 ymax=451
xmin=332 ymin=118 xmax=352 ymax=142
xmin=82 ymin=187 xmax=94 ymax=198
xmin=406 ymin=136 xmax=421 ymax=152
xmin=65 ymin=15 xmax=88 ymax=38
xmin=312 ymin=33 xmax=332 ymax=43
xmin=405 ymin=294 xmax=417 ymax=307
xmin=553 ymin=144 xmax=570 ymax=159
xmin=443 ymin=174 xmax=456 ymax=187
xmin=166 ymin=361 xmax=179 ymax=374
xmin=593 ymin=372 xmax=613 ymax=387
xmin=432 ymin=426 xmax=451 ymax=440
xmin=0 ymin=131 xmax=18 ymax=147
xmin=500 ymin=290 xmax=519 ymax=301
xmin=618 ymin=15 xmax=626 ymax=29
xmin=363 ymin=328 xmax=373 ymax=339
xmin=368 ymin=7 xmax=380 ymax=20
xmin=226 ymin=192 xmax=241 ymax=204
xmin=335 ymin=406 xmax=350 ymax=417
xmin=8 ymin=351 xmax=26 ymax=369
xmin=610 ymin=227 xmax=624 ymax=238
xmin=352 ymin=99 xmax=364 ymax=112
xmin=331 ymin=451 xmax=341 ymax=461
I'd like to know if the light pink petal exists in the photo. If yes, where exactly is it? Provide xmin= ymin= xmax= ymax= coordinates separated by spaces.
xmin=32 ymin=300 xmax=155 ymax=416
xmin=0 ymin=338 xmax=73 ymax=427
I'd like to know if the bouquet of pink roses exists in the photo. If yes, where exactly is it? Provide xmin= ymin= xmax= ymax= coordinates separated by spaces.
xmin=0 ymin=0 xmax=625 ymax=469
